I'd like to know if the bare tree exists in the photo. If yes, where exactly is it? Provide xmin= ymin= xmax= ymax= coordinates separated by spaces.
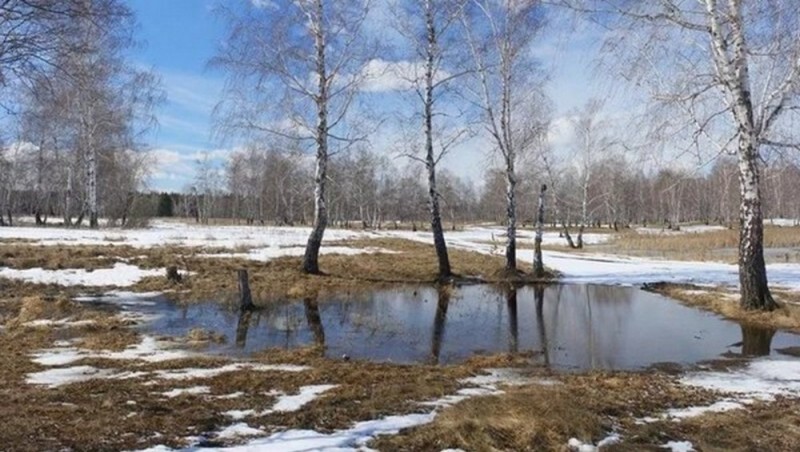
xmin=392 ymin=0 xmax=470 ymax=280
xmin=214 ymin=0 xmax=373 ymax=274
xmin=461 ymin=0 xmax=548 ymax=272
xmin=570 ymin=98 xmax=614 ymax=247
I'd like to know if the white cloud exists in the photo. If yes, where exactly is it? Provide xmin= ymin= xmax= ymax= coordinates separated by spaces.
xmin=359 ymin=59 xmax=452 ymax=93
xmin=250 ymin=0 xmax=277 ymax=9
xmin=547 ymin=116 xmax=576 ymax=149
xmin=146 ymin=147 xmax=235 ymax=191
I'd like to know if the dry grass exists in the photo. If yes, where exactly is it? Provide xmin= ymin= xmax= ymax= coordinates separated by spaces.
xmin=620 ymin=399 xmax=800 ymax=451
xmin=648 ymin=283 xmax=800 ymax=333
xmin=0 ymin=238 xmax=556 ymax=302
xmin=132 ymin=238 xmax=555 ymax=302
xmin=370 ymin=371 xmax=720 ymax=451
xmin=604 ymin=227 xmax=800 ymax=263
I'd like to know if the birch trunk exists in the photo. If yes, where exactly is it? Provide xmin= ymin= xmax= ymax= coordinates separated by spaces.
xmin=86 ymin=130 xmax=98 ymax=228
xmin=423 ymin=0 xmax=451 ymax=280
xmin=708 ymin=0 xmax=776 ymax=310
xmin=737 ymin=133 xmax=776 ymax=310
xmin=504 ymin=153 xmax=517 ymax=270
xmin=577 ymin=173 xmax=588 ymax=249
xmin=534 ymin=183 xmax=546 ymax=277
xmin=302 ymin=0 xmax=329 ymax=275
xmin=64 ymin=168 xmax=72 ymax=226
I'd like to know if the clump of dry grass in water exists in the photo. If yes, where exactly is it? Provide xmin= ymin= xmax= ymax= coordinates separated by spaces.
xmin=649 ymin=283 xmax=800 ymax=333
xmin=185 ymin=328 xmax=227 ymax=346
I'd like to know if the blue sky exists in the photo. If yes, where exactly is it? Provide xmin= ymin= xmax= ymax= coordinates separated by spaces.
xmin=129 ymin=1 xmax=607 ymax=193
xmin=129 ymin=0 xmax=228 ymax=192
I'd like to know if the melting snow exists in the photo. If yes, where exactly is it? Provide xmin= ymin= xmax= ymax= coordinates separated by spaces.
xmin=162 ymin=386 xmax=211 ymax=398
xmin=663 ymin=440 xmax=695 ymax=451
xmin=31 ymin=335 xmax=192 ymax=368
xmin=26 ymin=366 xmax=115 ymax=388
xmin=215 ymin=423 xmax=265 ymax=440
xmin=153 ymin=363 xmax=309 ymax=381
xmin=666 ymin=400 xmax=747 ymax=419
xmin=267 ymin=384 xmax=337 ymax=413
xmin=142 ymin=368 xmax=527 ymax=451
xmin=680 ymin=357 xmax=800 ymax=401
xmin=567 ymin=433 xmax=621 ymax=451
xmin=0 ymin=263 xmax=164 ymax=287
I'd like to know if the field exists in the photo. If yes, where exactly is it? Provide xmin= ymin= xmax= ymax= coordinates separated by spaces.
xmin=1 ymin=219 xmax=800 ymax=451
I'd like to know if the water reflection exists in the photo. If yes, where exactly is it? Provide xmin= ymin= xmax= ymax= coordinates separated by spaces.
xmin=534 ymin=285 xmax=550 ymax=369
xmin=741 ymin=325 xmax=775 ymax=356
xmin=430 ymin=288 xmax=450 ymax=364
xmin=137 ymin=284 xmax=800 ymax=371
xmin=304 ymin=298 xmax=325 ymax=348
xmin=506 ymin=287 xmax=519 ymax=354
xmin=235 ymin=310 xmax=252 ymax=347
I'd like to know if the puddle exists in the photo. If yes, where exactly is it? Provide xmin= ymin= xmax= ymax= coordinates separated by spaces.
xmin=80 ymin=284 xmax=800 ymax=371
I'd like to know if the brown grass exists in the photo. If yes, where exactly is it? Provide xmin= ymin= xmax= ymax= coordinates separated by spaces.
xmin=370 ymin=371 xmax=720 ymax=451
xmin=620 ymin=398 xmax=800 ymax=451
xmin=604 ymin=226 xmax=800 ymax=263
xmin=648 ymin=283 xmax=800 ymax=333
xmin=132 ymin=238 xmax=556 ymax=302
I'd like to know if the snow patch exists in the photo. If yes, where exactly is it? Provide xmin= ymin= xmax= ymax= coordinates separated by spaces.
xmin=202 ymin=246 xmax=396 ymax=262
xmin=153 ymin=363 xmax=309 ymax=381
xmin=0 ymin=263 xmax=163 ymax=287
xmin=680 ymin=357 xmax=800 ymax=401
xmin=26 ymin=366 xmax=114 ymax=388
xmin=268 ymin=384 xmax=337 ymax=413
xmin=143 ymin=367 xmax=527 ymax=451
xmin=666 ymin=400 xmax=746 ymax=419
xmin=663 ymin=440 xmax=695 ymax=451
xmin=23 ymin=318 xmax=96 ymax=328
xmin=215 ymin=423 xmax=265 ymax=440
xmin=567 ymin=433 xmax=620 ymax=451
xmin=31 ymin=335 xmax=191 ymax=367
xmin=162 ymin=386 xmax=210 ymax=398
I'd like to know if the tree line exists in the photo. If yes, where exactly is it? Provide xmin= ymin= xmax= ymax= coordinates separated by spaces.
xmin=0 ymin=0 xmax=159 ymax=228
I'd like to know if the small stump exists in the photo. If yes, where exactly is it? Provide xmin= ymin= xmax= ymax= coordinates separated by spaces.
xmin=166 ymin=266 xmax=182 ymax=283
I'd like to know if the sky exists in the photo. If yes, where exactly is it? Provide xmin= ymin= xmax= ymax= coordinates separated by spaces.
xmin=129 ymin=0 xmax=607 ymax=193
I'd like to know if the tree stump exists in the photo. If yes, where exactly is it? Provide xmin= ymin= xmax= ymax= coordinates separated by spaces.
xmin=166 ymin=266 xmax=182 ymax=283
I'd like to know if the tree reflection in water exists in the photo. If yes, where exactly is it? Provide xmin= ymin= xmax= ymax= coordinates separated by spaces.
xmin=534 ymin=284 xmax=550 ymax=369
xmin=430 ymin=286 xmax=450 ymax=364
xmin=506 ymin=286 xmax=519 ymax=353
xmin=740 ymin=325 xmax=775 ymax=356
xmin=304 ymin=297 xmax=326 ymax=350
xmin=235 ymin=310 xmax=253 ymax=348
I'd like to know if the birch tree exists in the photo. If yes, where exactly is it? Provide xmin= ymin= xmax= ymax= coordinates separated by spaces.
xmin=570 ymin=98 xmax=614 ymax=247
xmin=461 ymin=0 xmax=548 ymax=271
xmin=391 ymin=0 xmax=470 ymax=280
xmin=582 ymin=0 xmax=800 ymax=310
xmin=215 ymin=0 xmax=373 ymax=274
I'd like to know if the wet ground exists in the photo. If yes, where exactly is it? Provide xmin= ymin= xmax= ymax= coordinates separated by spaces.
xmin=78 ymin=284 xmax=800 ymax=371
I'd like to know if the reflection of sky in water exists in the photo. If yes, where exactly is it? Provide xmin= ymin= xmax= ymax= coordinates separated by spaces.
xmin=122 ymin=285 xmax=800 ymax=371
